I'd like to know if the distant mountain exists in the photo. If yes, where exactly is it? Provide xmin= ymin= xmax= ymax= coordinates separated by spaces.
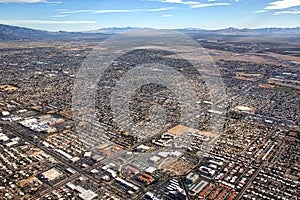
xmin=85 ymin=27 xmax=136 ymax=33
xmin=0 ymin=32 xmax=26 ymax=41
xmin=176 ymin=27 xmax=300 ymax=39
xmin=212 ymin=27 xmax=300 ymax=35
xmin=0 ymin=24 xmax=48 ymax=39
xmin=0 ymin=24 xmax=299 ymax=41
xmin=0 ymin=24 xmax=112 ymax=41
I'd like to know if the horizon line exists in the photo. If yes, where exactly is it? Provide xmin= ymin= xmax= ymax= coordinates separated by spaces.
xmin=1 ymin=23 xmax=300 ymax=33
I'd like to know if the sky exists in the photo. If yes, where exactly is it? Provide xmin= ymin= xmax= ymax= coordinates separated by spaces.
xmin=0 ymin=0 xmax=299 ymax=31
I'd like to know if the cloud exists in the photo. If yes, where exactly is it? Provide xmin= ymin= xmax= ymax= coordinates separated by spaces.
xmin=60 ymin=10 xmax=94 ymax=14
xmin=144 ymin=0 xmax=198 ymax=5
xmin=255 ymin=10 xmax=267 ymax=13
xmin=95 ymin=9 xmax=141 ymax=13
xmin=145 ymin=0 xmax=232 ymax=9
xmin=95 ymin=7 xmax=175 ymax=13
xmin=264 ymin=0 xmax=300 ymax=10
xmin=160 ymin=0 xmax=198 ymax=5
xmin=148 ymin=7 xmax=175 ymax=11
xmin=191 ymin=3 xmax=230 ymax=8
xmin=0 ymin=0 xmax=46 ymax=2
xmin=163 ymin=14 xmax=173 ymax=17
xmin=0 ymin=0 xmax=61 ymax=3
xmin=0 ymin=19 xmax=98 ymax=24
xmin=273 ymin=10 xmax=300 ymax=15
xmin=256 ymin=0 xmax=300 ymax=14
xmin=44 ymin=0 xmax=60 ymax=3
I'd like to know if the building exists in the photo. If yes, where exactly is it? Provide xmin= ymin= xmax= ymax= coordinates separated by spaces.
xmin=124 ymin=165 xmax=139 ymax=175
xmin=199 ymin=166 xmax=216 ymax=177
xmin=149 ymin=155 xmax=161 ymax=163
xmin=186 ymin=172 xmax=199 ymax=184
xmin=66 ymin=182 xmax=98 ymax=200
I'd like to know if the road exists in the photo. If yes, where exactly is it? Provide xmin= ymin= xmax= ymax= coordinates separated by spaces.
xmin=2 ymin=124 xmax=103 ymax=196
xmin=33 ymin=173 xmax=80 ymax=199
xmin=236 ymin=161 xmax=265 ymax=200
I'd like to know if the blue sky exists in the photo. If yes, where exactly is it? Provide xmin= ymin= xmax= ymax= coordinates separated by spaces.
xmin=0 ymin=0 xmax=299 ymax=31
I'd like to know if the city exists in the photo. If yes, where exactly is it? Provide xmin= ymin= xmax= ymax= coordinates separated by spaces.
xmin=0 ymin=0 xmax=300 ymax=199
xmin=0 ymin=27 xmax=299 ymax=199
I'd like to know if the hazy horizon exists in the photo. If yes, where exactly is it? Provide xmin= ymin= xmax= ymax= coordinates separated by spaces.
xmin=0 ymin=0 xmax=300 ymax=31
xmin=2 ymin=23 xmax=300 ymax=33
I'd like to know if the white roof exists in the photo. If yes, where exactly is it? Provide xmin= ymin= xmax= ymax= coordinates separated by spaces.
xmin=137 ymin=144 xmax=150 ymax=150
xmin=84 ymin=152 xmax=92 ymax=157
xmin=158 ymin=152 xmax=169 ymax=158
xmin=79 ymin=190 xmax=98 ymax=200
xmin=171 ymin=151 xmax=182 ymax=157
xmin=1 ymin=111 xmax=10 ymax=116
xmin=145 ymin=166 xmax=157 ymax=174
xmin=150 ymin=155 xmax=160 ymax=163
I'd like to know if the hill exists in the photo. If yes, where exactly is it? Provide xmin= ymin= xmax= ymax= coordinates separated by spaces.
xmin=0 ymin=24 xmax=112 ymax=41
xmin=0 ymin=24 xmax=299 ymax=41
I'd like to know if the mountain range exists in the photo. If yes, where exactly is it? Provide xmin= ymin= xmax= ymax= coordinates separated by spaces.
xmin=0 ymin=24 xmax=300 ymax=41
xmin=0 ymin=24 xmax=112 ymax=41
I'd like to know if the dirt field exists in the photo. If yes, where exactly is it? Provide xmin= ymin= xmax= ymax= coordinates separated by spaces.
xmin=167 ymin=124 xmax=218 ymax=137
